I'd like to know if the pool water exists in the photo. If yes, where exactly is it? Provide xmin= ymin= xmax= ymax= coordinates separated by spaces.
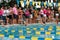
xmin=0 ymin=23 xmax=60 ymax=40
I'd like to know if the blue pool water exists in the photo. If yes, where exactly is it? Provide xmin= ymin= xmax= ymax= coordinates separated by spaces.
xmin=0 ymin=23 xmax=60 ymax=40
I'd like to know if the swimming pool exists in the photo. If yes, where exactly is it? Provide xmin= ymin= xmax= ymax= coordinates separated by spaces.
xmin=0 ymin=23 xmax=60 ymax=40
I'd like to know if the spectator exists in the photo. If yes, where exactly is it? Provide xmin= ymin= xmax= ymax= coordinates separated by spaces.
xmin=18 ymin=7 xmax=23 ymax=24
xmin=0 ymin=7 xmax=3 ymax=24
xmin=9 ymin=7 xmax=13 ymax=24
xmin=3 ymin=6 xmax=9 ymax=25
xmin=24 ymin=8 xmax=30 ymax=25
xmin=55 ymin=11 xmax=59 ymax=24
xmin=13 ymin=4 xmax=18 ymax=24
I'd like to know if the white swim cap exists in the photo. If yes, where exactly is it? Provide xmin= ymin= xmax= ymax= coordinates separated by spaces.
xmin=56 ymin=14 xmax=59 ymax=16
